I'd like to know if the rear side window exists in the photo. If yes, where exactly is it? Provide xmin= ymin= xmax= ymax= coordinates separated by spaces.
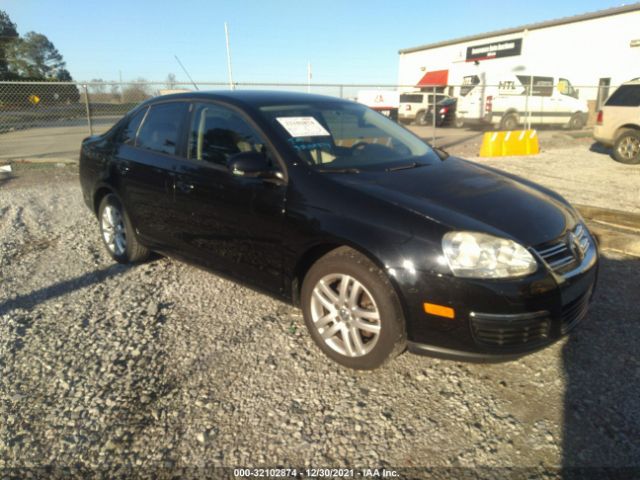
xmin=119 ymin=107 xmax=147 ymax=146
xmin=516 ymin=76 xmax=554 ymax=97
xmin=136 ymin=102 xmax=188 ymax=155
xmin=400 ymin=94 xmax=423 ymax=103
xmin=605 ymin=85 xmax=640 ymax=107
xmin=460 ymin=76 xmax=480 ymax=96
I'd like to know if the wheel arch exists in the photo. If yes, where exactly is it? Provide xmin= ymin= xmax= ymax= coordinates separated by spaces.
xmin=93 ymin=185 xmax=116 ymax=216
xmin=290 ymin=241 xmax=411 ymax=330
xmin=614 ymin=124 xmax=640 ymax=139
xmin=502 ymin=109 xmax=520 ymax=120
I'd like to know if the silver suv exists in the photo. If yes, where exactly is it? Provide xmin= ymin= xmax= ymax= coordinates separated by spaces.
xmin=593 ymin=80 xmax=640 ymax=164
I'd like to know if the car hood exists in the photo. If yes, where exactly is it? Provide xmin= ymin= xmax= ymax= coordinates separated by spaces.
xmin=328 ymin=157 xmax=575 ymax=247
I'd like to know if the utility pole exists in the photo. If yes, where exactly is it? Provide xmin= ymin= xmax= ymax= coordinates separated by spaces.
xmin=119 ymin=70 xmax=123 ymax=103
xmin=307 ymin=61 xmax=312 ymax=93
xmin=225 ymin=22 xmax=235 ymax=90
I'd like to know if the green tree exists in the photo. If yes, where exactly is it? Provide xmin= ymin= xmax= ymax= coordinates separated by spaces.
xmin=0 ymin=10 xmax=19 ymax=79
xmin=6 ymin=31 xmax=71 ymax=80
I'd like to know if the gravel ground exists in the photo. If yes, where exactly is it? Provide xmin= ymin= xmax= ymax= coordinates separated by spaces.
xmin=1 ymin=165 xmax=639 ymax=477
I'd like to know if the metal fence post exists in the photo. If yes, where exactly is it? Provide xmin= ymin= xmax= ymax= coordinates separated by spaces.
xmin=432 ymin=85 xmax=437 ymax=146
xmin=527 ymin=76 xmax=533 ymax=130
xmin=83 ymin=84 xmax=93 ymax=136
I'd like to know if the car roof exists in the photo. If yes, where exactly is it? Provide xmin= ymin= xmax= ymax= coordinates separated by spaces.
xmin=144 ymin=90 xmax=353 ymax=108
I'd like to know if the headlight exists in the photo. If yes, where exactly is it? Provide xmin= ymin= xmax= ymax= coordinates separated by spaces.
xmin=442 ymin=231 xmax=537 ymax=279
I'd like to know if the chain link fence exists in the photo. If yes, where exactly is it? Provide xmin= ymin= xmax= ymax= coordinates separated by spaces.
xmin=0 ymin=80 xmax=612 ymax=163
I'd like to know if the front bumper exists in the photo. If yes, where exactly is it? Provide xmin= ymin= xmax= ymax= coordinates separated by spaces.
xmin=398 ymin=232 xmax=599 ymax=361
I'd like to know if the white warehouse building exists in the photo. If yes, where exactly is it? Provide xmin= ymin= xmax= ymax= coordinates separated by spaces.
xmin=398 ymin=3 xmax=640 ymax=110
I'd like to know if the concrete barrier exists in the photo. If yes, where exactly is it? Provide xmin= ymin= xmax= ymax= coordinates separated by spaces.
xmin=479 ymin=129 xmax=539 ymax=157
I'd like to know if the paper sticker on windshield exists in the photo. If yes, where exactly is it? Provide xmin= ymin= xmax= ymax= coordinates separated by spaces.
xmin=276 ymin=117 xmax=330 ymax=137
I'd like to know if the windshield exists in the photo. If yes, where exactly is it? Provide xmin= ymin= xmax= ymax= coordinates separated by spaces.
xmin=259 ymin=101 xmax=436 ymax=171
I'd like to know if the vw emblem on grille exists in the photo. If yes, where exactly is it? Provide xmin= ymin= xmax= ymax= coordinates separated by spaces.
xmin=567 ymin=232 xmax=584 ymax=261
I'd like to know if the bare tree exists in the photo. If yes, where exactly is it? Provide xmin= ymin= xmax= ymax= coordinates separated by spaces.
xmin=89 ymin=78 xmax=106 ymax=94
xmin=165 ymin=73 xmax=177 ymax=90
xmin=122 ymin=77 xmax=152 ymax=103
xmin=110 ymin=83 xmax=121 ymax=102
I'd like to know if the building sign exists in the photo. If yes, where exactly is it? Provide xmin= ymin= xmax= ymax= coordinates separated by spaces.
xmin=466 ymin=38 xmax=522 ymax=62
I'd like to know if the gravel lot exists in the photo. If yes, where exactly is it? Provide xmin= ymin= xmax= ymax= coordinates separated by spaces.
xmin=1 ymin=164 xmax=639 ymax=476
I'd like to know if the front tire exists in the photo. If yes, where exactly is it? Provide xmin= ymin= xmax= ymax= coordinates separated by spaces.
xmin=613 ymin=130 xmax=640 ymax=164
xmin=98 ymin=194 xmax=150 ymax=263
xmin=415 ymin=110 xmax=427 ymax=126
xmin=301 ymin=247 xmax=406 ymax=370
xmin=453 ymin=116 xmax=465 ymax=128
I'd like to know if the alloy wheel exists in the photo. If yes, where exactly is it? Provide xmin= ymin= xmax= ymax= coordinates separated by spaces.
xmin=309 ymin=273 xmax=381 ymax=357
xmin=617 ymin=135 xmax=640 ymax=161
xmin=101 ymin=204 xmax=126 ymax=256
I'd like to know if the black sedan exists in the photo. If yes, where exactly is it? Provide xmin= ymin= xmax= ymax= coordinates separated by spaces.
xmin=423 ymin=97 xmax=463 ymax=128
xmin=79 ymin=91 xmax=598 ymax=369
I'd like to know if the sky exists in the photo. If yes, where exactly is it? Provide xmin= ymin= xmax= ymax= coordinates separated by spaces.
xmin=0 ymin=0 xmax=628 ymax=84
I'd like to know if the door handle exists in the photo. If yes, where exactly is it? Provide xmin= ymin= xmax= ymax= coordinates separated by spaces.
xmin=117 ymin=161 xmax=131 ymax=175
xmin=175 ymin=180 xmax=195 ymax=193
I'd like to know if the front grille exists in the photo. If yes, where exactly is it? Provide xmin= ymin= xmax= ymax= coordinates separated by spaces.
xmin=470 ymin=311 xmax=551 ymax=348
xmin=534 ymin=224 xmax=590 ymax=274
xmin=561 ymin=289 xmax=592 ymax=334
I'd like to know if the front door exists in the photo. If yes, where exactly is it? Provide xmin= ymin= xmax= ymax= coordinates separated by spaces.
xmin=171 ymin=102 xmax=287 ymax=293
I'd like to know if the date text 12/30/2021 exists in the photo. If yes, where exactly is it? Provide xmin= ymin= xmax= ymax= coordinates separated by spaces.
xmin=233 ymin=468 xmax=399 ymax=478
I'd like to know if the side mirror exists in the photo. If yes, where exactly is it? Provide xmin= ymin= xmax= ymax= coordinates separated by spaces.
xmin=433 ymin=146 xmax=449 ymax=160
xmin=227 ymin=151 xmax=283 ymax=181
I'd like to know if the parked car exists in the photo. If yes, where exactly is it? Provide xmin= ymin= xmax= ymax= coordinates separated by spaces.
xmin=399 ymin=92 xmax=450 ymax=125
xmin=593 ymin=79 xmax=640 ymax=164
xmin=456 ymin=73 xmax=588 ymax=130
xmin=423 ymin=97 xmax=464 ymax=128
xmin=80 ymin=91 xmax=598 ymax=369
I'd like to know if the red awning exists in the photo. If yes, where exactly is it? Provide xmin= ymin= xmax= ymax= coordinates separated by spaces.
xmin=416 ymin=69 xmax=449 ymax=87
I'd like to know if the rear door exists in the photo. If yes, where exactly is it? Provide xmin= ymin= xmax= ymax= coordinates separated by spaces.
xmin=171 ymin=101 xmax=287 ymax=292
xmin=115 ymin=101 xmax=189 ymax=248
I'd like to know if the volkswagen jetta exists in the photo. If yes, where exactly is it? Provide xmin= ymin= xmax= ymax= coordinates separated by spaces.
xmin=79 ymin=91 xmax=598 ymax=369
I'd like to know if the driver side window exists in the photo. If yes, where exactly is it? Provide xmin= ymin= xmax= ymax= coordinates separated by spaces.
xmin=188 ymin=103 xmax=265 ymax=166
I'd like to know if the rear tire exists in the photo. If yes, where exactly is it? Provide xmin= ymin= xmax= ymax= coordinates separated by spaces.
xmin=300 ymin=247 xmax=406 ymax=370
xmin=98 ymin=194 xmax=150 ymax=264
xmin=453 ymin=116 xmax=465 ymax=128
xmin=500 ymin=113 xmax=518 ymax=131
xmin=568 ymin=113 xmax=585 ymax=130
xmin=415 ymin=110 xmax=427 ymax=126
xmin=613 ymin=130 xmax=640 ymax=164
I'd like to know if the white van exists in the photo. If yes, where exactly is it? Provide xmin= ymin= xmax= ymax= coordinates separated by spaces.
xmin=357 ymin=90 xmax=400 ymax=121
xmin=456 ymin=73 xmax=588 ymax=130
